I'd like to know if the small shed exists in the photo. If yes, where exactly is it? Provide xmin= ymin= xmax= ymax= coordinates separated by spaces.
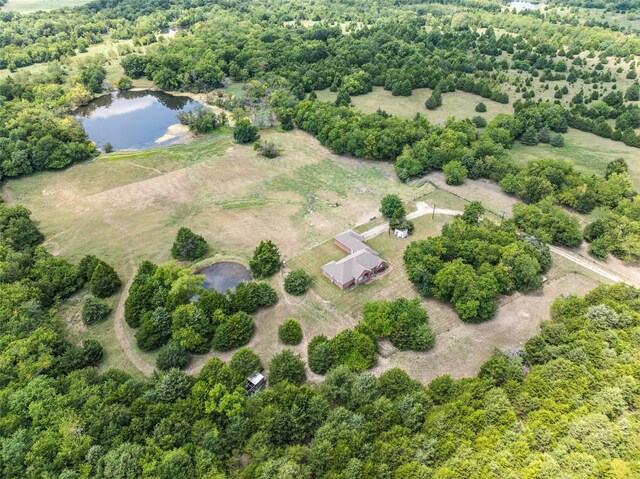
xmin=245 ymin=373 xmax=266 ymax=395
xmin=394 ymin=228 xmax=409 ymax=239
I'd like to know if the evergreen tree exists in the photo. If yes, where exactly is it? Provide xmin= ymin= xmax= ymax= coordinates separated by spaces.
xmin=520 ymin=127 xmax=539 ymax=146
xmin=425 ymin=88 xmax=442 ymax=110
xmin=171 ymin=227 xmax=208 ymax=261
xmin=335 ymin=88 xmax=351 ymax=107
xmin=249 ymin=240 xmax=281 ymax=278
xmin=89 ymin=261 xmax=122 ymax=298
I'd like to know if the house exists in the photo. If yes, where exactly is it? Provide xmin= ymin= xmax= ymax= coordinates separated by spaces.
xmin=322 ymin=230 xmax=387 ymax=289
xmin=394 ymin=228 xmax=409 ymax=239
xmin=245 ymin=373 xmax=266 ymax=395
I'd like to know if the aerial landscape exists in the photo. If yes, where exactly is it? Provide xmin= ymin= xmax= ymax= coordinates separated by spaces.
xmin=2 ymin=0 xmax=640 ymax=476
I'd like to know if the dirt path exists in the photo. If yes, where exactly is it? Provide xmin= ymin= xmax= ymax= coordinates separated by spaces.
xmin=549 ymin=245 xmax=622 ymax=284
xmin=113 ymin=265 xmax=155 ymax=376
xmin=362 ymin=202 xmax=457 ymax=239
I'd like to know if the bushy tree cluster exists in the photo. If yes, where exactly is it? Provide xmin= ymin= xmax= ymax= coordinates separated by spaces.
xmin=512 ymin=200 xmax=584 ymax=247
xmin=308 ymin=329 xmax=377 ymax=374
xmin=500 ymin=158 xmax=633 ymax=213
xmin=404 ymin=204 xmax=551 ymax=322
xmin=125 ymin=261 xmax=276 ymax=363
xmin=584 ymin=195 xmax=640 ymax=262
xmin=177 ymin=108 xmax=226 ymax=133
xmin=360 ymin=298 xmax=435 ymax=351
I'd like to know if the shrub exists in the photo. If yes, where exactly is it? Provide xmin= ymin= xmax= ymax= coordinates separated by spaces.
xmin=230 ymin=348 xmax=263 ymax=378
xmin=360 ymin=298 xmax=435 ymax=351
xmin=308 ymin=335 xmax=333 ymax=374
xmin=171 ymin=227 xmax=208 ymax=261
xmin=268 ymin=349 xmax=306 ymax=386
xmin=81 ymin=296 xmax=112 ymax=325
xmin=116 ymin=75 xmax=133 ymax=91
xmin=378 ymin=368 xmax=420 ymax=399
xmin=588 ymin=237 xmax=609 ymax=260
xmin=89 ymin=262 xmax=122 ymax=298
xmin=103 ymin=142 xmax=113 ymax=153
xmin=324 ymin=329 xmax=376 ymax=372
xmin=549 ymin=133 xmax=564 ymax=147
xmin=443 ymin=161 xmax=468 ymax=185
xmin=228 ymin=281 xmax=277 ymax=313
xmin=82 ymin=339 xmax=104 ymax=366
xmin=520 ymin=127 xmax=539 ymax=146
xmin=177 ymin=108 xmax=223 ymax=133
xmin=212 ymin=312 xmax=255 ymax=351
xmin=233 ymin=118 xmax=259 ymax=143
xmin=284 ymin=269 xmax=312 ymax=295
xmin=249 ymin=240 xmax=281 ymax=278
xmin=475 ymin=102 xmax=487 ymax=112
xmin=278 ymin=318 xmax=303 ymax=345
xmin=253 ymin=140 xmax=282 ymax=158
xmin=471 ymin=115 xmax=487 ymax=128
xmin=156 ymin=341 xmax=190 ymax=371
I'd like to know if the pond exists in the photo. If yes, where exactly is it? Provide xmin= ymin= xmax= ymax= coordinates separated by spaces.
xmin=75 ymin=90 xmax=202 ymax=150
xmin=198 ymin=262 xmax=252 ymax=294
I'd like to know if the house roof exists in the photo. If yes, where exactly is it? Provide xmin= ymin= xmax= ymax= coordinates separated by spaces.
xmin=322 ymin=250 xmax=385 ymax=286
xmin=334 ymin=229 xmax=378 ymax=256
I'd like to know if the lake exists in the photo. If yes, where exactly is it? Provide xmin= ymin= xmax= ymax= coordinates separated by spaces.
xmin=198 ymin=262 xmax=252 ymax=294
xmin=75 ymin=90 xmax=202 ymax=150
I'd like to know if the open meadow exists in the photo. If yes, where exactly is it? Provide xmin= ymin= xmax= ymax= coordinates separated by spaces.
xmin=316 ymin=86 xmax=514 ymax=124
xmin=511 ymin=128 xmax=640 ymax=189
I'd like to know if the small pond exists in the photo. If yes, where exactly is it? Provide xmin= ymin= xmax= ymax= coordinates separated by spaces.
xmin=198 ymin=262 xmax=252 ymax=294
xmin=75 ymin=90 xmax=202 ymax=150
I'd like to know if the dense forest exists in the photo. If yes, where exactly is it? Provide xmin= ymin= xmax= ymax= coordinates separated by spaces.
xmin=2 ymin=0 xmax=640 ymax=476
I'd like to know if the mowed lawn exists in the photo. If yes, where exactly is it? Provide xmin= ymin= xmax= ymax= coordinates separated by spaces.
xmin=288 ymin=212 xmax=463 ymax=335
xmin=316 ymin=86 xmax=513 ymax=124
xmin=511 ymin=128 xmax=640 ymax=189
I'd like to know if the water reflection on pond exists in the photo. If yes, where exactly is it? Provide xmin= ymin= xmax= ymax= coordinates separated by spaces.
xmin=75 ymin=90 xmax=201 ymax=150
xmin=198 ymin=262 xmax=252 ymax=294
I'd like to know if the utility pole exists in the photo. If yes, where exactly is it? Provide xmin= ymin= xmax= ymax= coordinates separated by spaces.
xmin=432 ymin=203 xmax=436 ymax=219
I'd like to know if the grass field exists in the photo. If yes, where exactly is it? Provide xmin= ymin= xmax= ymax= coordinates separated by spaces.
xmin=1 ymin=0 xmax=89 ymax=12
xmin=511 ymin=128 xmax=640 ymax=188
xmin=1 ymin=126 xmax=618 ymax=381
xmin=316 ymin=87 xmax=513 ymax=124
xmin=1 ymin=129 xmax=421 ymax=373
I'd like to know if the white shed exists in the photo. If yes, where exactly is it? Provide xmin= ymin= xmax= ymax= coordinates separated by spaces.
xmin=394 ymin=228 xmax=409 ymax=239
